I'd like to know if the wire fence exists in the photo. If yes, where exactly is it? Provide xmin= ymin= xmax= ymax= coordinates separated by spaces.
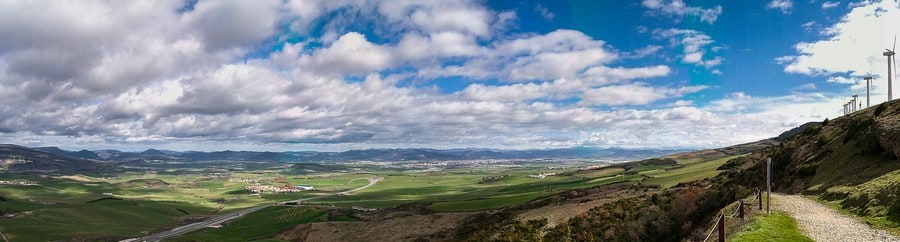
xmin=701 ymin=189 xmax=764 ymax=242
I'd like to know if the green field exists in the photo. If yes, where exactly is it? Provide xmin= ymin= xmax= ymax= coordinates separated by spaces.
xmin=174 ymin=206 xmax=342 ymax=242
xmin=729 ymin=212 xmax=813 ymax=242
xmin=641 ymin=155 xmax=738 ymax=188
xmin=0 ymin=171 xmax=374 ymax=241
xmin=573 ymin=167 xmax=623 ymax=179
xmin=0 ymin=198 xmax=216 ymax=241
xmin=0 ymin=156 xmax=737 ymax=241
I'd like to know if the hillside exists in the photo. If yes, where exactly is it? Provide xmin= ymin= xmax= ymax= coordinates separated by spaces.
xmin=442 ymin=101 xmax=900 ymax=241
xmin=753 ymin=101 xmax=900 ymax=231
xmin=0 ymin=144 xmax=107 ymax=174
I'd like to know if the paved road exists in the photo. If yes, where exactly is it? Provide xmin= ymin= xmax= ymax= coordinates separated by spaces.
xmin=772 ymin=194 xmax=899 ymax=242
xmin=126 ymin=177 xmax=381 ymax=242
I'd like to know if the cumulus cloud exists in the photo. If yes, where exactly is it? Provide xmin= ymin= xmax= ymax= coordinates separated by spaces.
xmin=299 ymin=32 xmax=396 ymax=76
xmin=822 ymin=1 xmax=841 ymax=9
xmin=777 ymin=1 xmax=899 ymax=102
xmin=579 ymin=83 xmax=708 ymax=106
xmin=641 ymin=0 xmax=723 ymax=24
xmin=414 ymin=29 xmax=621 ymax=82
xmin=183 ymin=0 xmax=281 ymax=51
xmin=581 ymin=65 xmax=672 ymax=84
xmin=0 ymin=0 xmax=859 ymax=151
xmin=655 ymin=28 xmax=725 ymax=70
xmin=0 ymin=0 xmax=279 ymax=102
xmin=767 ymin=0 xmax=794 ymax=14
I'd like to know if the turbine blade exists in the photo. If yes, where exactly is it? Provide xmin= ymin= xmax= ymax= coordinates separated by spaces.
xmin=894 ymin=35 xmax=897 ymax=51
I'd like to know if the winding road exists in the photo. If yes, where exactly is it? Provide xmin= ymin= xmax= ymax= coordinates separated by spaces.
xmin=127 ymin=177 xmax=381 ymax=242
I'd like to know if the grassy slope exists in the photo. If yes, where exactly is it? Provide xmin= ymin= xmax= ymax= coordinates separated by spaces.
xmin=704 ymin=101 xmax=900 ymax=236
xmin=756 ymin=102 xmax=900 ymax=235
xmin=643 ymin=155 xmax=738 ymax=188
xmin=729 ymin=212 xmax=813 ymax=242
xmin=174 ymin=206 xmax=333 ymax=242
xmin=0 ymin=199 xmax=215 ymax=241
xmin=428 ymin=154 xmax=738 ymax=211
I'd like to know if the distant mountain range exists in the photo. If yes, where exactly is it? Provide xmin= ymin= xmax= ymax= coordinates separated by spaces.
xmin=0 ymin=121 xmax=822 ymax=175
xmin=0 ymin=144 xmax=693 ymax=174
xmin=0 ymin=144 xmax=106 ymax=174
xmin=24 ymin=146 xmax=690 ymax=163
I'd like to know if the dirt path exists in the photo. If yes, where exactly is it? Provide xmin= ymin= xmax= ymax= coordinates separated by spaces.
xmin=771 ymin=194 xmax=899 ymax=242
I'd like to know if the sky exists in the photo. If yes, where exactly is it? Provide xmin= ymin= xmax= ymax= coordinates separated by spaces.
xmin=0 ymin=0 xmax=898 ymax=152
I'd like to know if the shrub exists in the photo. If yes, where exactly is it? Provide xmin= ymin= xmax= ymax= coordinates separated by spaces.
xmin=875 ymin=103 xmax=888 ymax=116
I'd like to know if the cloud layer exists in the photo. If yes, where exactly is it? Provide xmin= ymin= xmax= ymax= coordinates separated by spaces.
xmin=0 ymin=0 xmax=881 ymax=151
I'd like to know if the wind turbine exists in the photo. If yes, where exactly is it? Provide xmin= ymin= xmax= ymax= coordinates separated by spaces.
xmin=885 ymin=35 xmax=896 ymax=101
xmin=865 ymin=74 xmax=873 ymax=107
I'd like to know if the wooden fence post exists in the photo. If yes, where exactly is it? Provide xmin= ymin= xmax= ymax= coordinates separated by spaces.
xmin=718 ymin=213 xmax=726 ymax=242
xmin=758 ymin=189 xmax=762 ymax=210
xmin=739 ymin=201 xmax=744 ymax=220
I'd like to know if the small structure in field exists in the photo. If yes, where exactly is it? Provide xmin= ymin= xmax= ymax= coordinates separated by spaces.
xmin=352 ymin=206 xmax=377 ymax=212
xmin=295 ymin=185 xmax=314 ymax=190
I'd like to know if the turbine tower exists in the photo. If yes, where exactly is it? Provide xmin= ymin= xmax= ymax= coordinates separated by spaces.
xmin=865 ymin=74 xmax=873 ymax=107
xmin=852 ymin=95 xmax=858 ymax=112
xmin=885 ymin=35 xmax=896 ymax=101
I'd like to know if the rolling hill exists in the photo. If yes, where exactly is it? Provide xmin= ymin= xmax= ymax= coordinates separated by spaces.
xmin=0 ymin=144 xmax=107 ymax=174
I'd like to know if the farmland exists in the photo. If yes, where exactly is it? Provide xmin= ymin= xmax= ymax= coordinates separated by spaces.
xmin=0 ymin=154 xmax=735 ymax=241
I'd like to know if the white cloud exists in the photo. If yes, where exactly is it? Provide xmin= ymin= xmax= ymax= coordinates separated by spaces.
xmin=457 ymin=79 xmax=582 ymax=102
xmin=410 ymin=7 xmax=491 ymax=37
xmin=394 ymin=31 xmax=484 ymax=63
xmin=778 ymin=0 xmax=899 ymax=103
xmin=669 ymin=100 xmax=694 ymax=107
xmin=415 ymin=29 xmax=621 ymax=82
xmin=0 ymin=0 xmax=280 ymax=102
xmin=656 ymin=28 xmax=725 ymax=69
xmin=799 ymin=83 xmax=818 ymax=90
xmin=182 ymin=0 xmax=281 ymax=51
xmin=0 ymin=0 xmax=870 ymax=151
xmin=641 ymin=0 xmax=723 ymax=24
xmin=801 ymin=21 xmax=817 ymax=32
xmin=299 ymin=32 xmax=395 ymax=76
xmin=580 ymin=83 xmax=708 ymax=106
xmin=826 ymin=76 xmax=857 ymax=84
xmin=767 ymin=0 xmax=794 ymax=14
xmin=822 ymin=1 xmax=841 ymax=9
xmin=534 ymin=4 xmax=555 ymax=21
xmin=581 ymin=65 xmax=672 ymax=84
xmin=623 ymin=45 xmax=664 ymax=58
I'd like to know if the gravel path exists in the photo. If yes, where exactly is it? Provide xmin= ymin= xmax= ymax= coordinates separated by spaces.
xmin=771 ymin=194 xmax=899 ymax=242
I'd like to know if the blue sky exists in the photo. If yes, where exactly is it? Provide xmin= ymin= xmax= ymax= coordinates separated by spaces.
xmin=0 ymin=0 xmax=898 ymax=151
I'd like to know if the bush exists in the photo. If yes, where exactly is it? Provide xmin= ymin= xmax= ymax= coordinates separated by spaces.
xmin=843 ymin=118 xmax=874 ymax=143
xmin=816 ymin=135 xmax=830 ymax=147
xmin=875 ymin=103 xmax=888 ymax=116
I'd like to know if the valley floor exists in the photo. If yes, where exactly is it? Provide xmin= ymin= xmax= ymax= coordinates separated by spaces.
xmin=771 ymin=194 xmax=899 ymax=242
